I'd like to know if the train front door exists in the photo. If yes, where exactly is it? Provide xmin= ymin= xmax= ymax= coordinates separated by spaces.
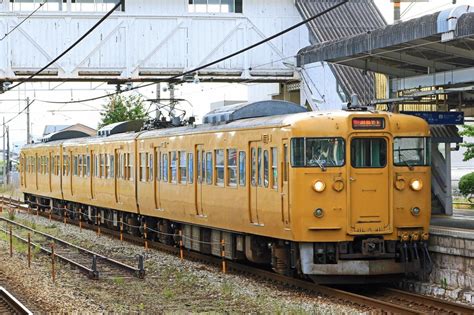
xmin=195 ymin=145 xmax=204 ymax=216
xmin=348 ymin=136 xmax=391 ymax=234
xmin=249 ymin=142 xmax=261 ymax=224
xmin=281 ymin=140 xmax=290 ymax=226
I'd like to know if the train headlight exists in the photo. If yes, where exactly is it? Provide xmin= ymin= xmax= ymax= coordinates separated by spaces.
xmin=313 ymin=208 xmax=324 ymax=218
xmin=410 ymin=179 xmax=423 ymax=191
xmin=411 ymin=207 xmax=421 ymax=216
xmin=313 ymin=180 xmax=326 ymax=192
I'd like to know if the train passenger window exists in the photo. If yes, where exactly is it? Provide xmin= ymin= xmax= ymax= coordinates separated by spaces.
xmin=271 ymin=147 xmax=278 ymax=189
xmin=239 ymin=151 xmax=246 ymax=186
xmin=94 ymin=155 xmax=99 ymax=177
xmin=188 ymin=153 xmax=193 ymax=184
xmin=140 ymin=153 xmax=146 ymax=182
xmin=179 ymin=151 xmax=187 ymax=184
xmin=105 ymin=154 xmax=110 ymax=178
xmin=79 ymin=155 xmax=84 ymax=176
xmin=109 ymin=155 xmax=115 ymax=178
xmin=206 ymin=152 xmax=213 ymax=185
xmin=86 ymin=155 xmax=90 ymax=177
xmin=393 ymin=137 xmax=431 ymax=167
xmin=83 ymin=155 xmax=87 ymax=177
xmin=257 ymin=148 xmax=262 ymax=187
xmin=149 ymin=153 xmax=153 ymax=182
xmin=171 ymin=152 xmax=177 ymax=183
xmin=73 ymin=156 xmax=78 ymax=176
xmin=283 ymin=144 xmax=288 ymax=182
xmin=251 ymin=148 xmax=256 ymax=187
xmin=227 ymin=149 xmax=237 ymax=187
xmin=162 ymin=153 xmax=169 ymax=182
xmin=351 ymin=138 xmax=387 ymax=168
xmin=52 ymin=157 xmax=55 ymax=175
xmin=201 ymin=151 xmax=206 ymax=183
xmin=128 ymin=153 xmax=134 ymax=181
xmin=197 ymin=151 xmax=202 ymax=183
xmin=263 ymin=150 xmax=269 ymax=188
xmin=215 ymin=149 xmax=224 ymax=186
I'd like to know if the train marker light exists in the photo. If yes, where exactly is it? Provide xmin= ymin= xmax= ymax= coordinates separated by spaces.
xmin=411 ymin=207 xmax=421 ymax=216
xmin=313 ymin=180 xmax=326 ymax=192
xmin=410 ymin=179 xmax=423 ymax=191
xmin=313 ymin=208 xmax=324 ymax=218
xmin=332 ymin=179 xmax=344 ymax=192
xmin=421 ymin=233 xmax=429 ymax=241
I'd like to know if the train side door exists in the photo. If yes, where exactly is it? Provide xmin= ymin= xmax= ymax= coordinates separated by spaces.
xmin=114 ymin=149 xmax=120 ymax=203
xmin=281 ymin=140 xmax=290 ymax=226
xmin=249 ymin=142 xmax=261 ymax=224
xmin=35 ymin=153 xmax=38 ymax=190
xmin=48 ymin=152 xmax=52 ymax=192
xmin=90 ymin=151 xmax=95 ymax=200
xmin=154 ymin=147 xmax=161 ymax=210
xmin=195 ymin=145 xmax=204 ymax=216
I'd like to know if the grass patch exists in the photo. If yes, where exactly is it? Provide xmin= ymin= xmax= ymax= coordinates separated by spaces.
xmin=162 ymin=287 xmax=174 ymax=299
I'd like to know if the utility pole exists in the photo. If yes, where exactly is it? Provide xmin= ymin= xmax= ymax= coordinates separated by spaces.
xmin=2 ymin=117 xmax=5 ymax=187
xmin=6 ymin=125 xmax=9 ymax=185
xmin=393 ymin=0 xmax=401 ymax=23
xmin=155 ymin=83 xmax=161 ymax=119
xmin=26 ymin=97 xmax=31 ymax=144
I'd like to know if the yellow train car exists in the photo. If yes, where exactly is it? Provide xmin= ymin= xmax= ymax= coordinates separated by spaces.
xmin=20 ymin=101 xmax=432 ymax=283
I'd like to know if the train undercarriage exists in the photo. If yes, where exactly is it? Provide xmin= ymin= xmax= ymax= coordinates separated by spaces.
xmin=23 ymin=193 xmax=432 ymax=284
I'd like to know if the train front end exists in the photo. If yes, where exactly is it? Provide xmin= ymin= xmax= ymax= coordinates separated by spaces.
xmin=290 ymin=111 xmax=431 ymax=283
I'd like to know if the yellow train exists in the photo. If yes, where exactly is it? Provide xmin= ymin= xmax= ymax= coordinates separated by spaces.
xmin=20 ymin=100 xmax=432 ymax=283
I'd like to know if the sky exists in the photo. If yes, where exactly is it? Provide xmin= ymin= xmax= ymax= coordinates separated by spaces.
xmin=1 ymin=0 xmax=473 ymax=149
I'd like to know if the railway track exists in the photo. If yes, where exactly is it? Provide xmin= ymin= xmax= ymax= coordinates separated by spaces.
xmin=0 ymin=213 xmax=144 ymax=280
xmin=2 ymin=196 xmax=474 ymax=314
xmin=0 ymin=287 xmax=32 ymax=315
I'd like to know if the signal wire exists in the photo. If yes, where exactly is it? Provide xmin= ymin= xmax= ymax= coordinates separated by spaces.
xmin=11 ymin=0 xmax=348 ymax=106
xmin=0 ymin=0 xmax=48 ymax=41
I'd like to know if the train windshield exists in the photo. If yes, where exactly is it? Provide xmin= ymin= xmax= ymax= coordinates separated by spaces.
xmin=393 ymin=137 xmax=431 ymax=167
xmin=291 ymin=138 xmax=345 ymax=168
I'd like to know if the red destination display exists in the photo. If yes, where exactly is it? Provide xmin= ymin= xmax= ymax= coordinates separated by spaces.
xmin=352 ymin=118 xmax=385 ymax=129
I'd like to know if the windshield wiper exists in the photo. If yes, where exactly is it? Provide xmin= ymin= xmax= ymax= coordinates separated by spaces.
xmin=314 ymin=160 xmax=327 ymax=172
xmin=399 ymin=153 xmax=414 ymax=171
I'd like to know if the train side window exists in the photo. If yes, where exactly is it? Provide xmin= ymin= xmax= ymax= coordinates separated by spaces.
xmin=46 ymin=156 xmax=50 ymax=174
xmin=201 ymin=151 xmax=206 ymax=183
xmin=215 ymin=149 xmax=224 ymax=186
xmin=188 ymin=153 xmax=193 ymax=184
xmin=79 ymin=155 xmax=84 ymax=177
xmin=73 ymin=156 xmax=78 ymax=176
xmin=271 ymin=147 xmax=278 ymax=190
xmin=128 ymin=153 xmax=134 ymax=181
xmin=206 ymin=152 xmax=213 ymax=185
xmin=171 ymin=152 xmax=177 ymax=183
xmin=109 ymin=154 xmax=115 ymax=178
xmin=140 ymin=153 xmax=146 ymax=182
xmin=52 ymin=156 xmax=55 ymax=175
xmin=162 ymin=153 xmax=169 ymax=182
xmin=105 ymin=154 xmax=110 ymax=178
xmin=251 ymin=148 xmax=256 ymax=187
xmin=149 ymin=153 xmax=153 ymax=182
xmin=197 ymin=151 xmax=202 ymax=183
xmin=86 ymin=155 xmax=90 ymax=177
xmin=94 ymin=155 xmax=98 ymax=177
xmin=283 ymin=144 xmax=288 ymax=182
xmin=257 ymin=147 xmax=262 ymax=187
xmin=239 ymin=151 xmax=246 ymax=187
xmin=157 ymin=152 xmax=161 ymax=181
xmin=83 ymin=155 xmax=87 ymax=177
xmin=263 ymin=150 xmax=269 ymax=188
xmin=179 ymin=151 xmax=187 ymax=184
xmin=227 ymin=148 xmax=237 ymax=187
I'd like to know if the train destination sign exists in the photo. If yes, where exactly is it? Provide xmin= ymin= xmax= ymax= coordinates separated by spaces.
xmin=352 ymin=118 xmax=385 ymax=129
xmin=401 ymin=111 xmax=464 ymax=125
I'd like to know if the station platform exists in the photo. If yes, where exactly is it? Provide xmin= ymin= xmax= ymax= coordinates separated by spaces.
xmin=431 ymin=209 xmax=474 ymax=230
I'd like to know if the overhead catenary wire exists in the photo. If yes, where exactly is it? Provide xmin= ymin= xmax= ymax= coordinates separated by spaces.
xmin=2 ymin=0 xmax=123 ymax=127
xmin=10 ymin=0 xmax=349 ymax=108
xmin=0 ymin=0 xmax=48 ymax=41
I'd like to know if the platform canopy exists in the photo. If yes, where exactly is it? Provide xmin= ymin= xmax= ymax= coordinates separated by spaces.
xmin=297 ymin=5 xmax=474 ymax=107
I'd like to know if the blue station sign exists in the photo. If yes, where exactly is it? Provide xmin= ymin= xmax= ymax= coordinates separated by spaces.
xmin=401 ymin=111 xmax=464 ymax=125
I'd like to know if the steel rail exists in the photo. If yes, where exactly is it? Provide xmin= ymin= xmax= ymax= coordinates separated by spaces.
xmin=0 ymin=287 xmax=33 ymax=315
xmin=0 ymin=216 xmax=144 ymax=279
xmin=381 ymin=287 xmax=474 ymax=314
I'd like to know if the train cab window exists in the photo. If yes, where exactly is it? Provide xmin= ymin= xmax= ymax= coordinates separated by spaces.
xmin=149 ymin=153 xmax=153 ymax=182
xmin=351 ymin=138 xmax=387 ymax=168
xmin=109 ymin=154 xmax=115 ymax=178
xmin=206 ymin=152 xmax=213 ymax=185
xmin=291 ymin=138 xmax=345 ymax=168
xmin=162 ymin=153 xmax=169 ymax=182
xmin=171 ymin=152 xmax=177 ymax=183
xmin=188 ymin=153 xmax=194 ymax=184
xmin=215 ymin=149 xmax=224 ymax=186
xmin=257 ymin=148 xmax=262 ymax=187
xmin=239 ymin=151 xmax=246 ymax=187
xmin=263 ymin=150 xmax=269 ymax=188
xmin=271 ymin=147 xmax=278 ymax=189
xmin=179 ymin=151 xmax=187 ymax=184
xmin=393 ymin=137 xmax=431 ymax=167
xmin=227 ymin=149 xmax=237 ymax=187
xmin=251 ymin=148 xmax=256 ymax=187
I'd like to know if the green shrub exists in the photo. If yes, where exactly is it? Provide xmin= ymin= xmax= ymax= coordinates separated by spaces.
xmin=459 ymin=172 xmax=474 ymax=200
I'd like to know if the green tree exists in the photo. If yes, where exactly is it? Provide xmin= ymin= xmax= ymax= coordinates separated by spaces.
xmin=98 ymin=95 xmax=148 ymax=129
xmin=458 ymin=172 xmax=474 ymax=202
xmin=460 ymin=125 xmax=474 ymax=161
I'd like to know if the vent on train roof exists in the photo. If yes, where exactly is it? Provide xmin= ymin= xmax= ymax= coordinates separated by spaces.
xmin=41 ymin=130 xmax=91 ymax=143
xmin=97 ymin=120 xmax=144 ymax=137
xmin=202 ymin=100 xmax=307 ymax=124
